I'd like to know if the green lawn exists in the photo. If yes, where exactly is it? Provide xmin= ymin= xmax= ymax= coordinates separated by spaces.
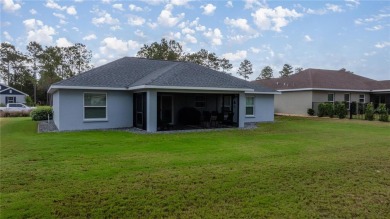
xmin=1 ymin=117 xmax=389 ymax=218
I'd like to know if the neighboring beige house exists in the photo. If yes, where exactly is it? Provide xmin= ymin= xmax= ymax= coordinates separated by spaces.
xmin=254 ymin=68 xmax=390 ymax=115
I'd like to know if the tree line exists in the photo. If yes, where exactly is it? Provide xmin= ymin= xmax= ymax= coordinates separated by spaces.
xmin=1 ymin=42 xmax=92 ymax=104
xmin=137 ymin=39 xmax=304 ymax=80
xmin=1 ymin=38 xmax=303 ymax=104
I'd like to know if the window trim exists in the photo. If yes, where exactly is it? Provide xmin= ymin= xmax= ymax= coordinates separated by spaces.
xmin=327 ymin=93 xmax=334 ymax=103
xmin=359 ymin=94 xmax=365 ymax=103
xmin=6 ymin=96 xmax=15 ymax=103
xmin=245 ymin=96 xmax=255 ymax=117
xmin=83 ymin=92 xmax=108 ymax=121
xmin=344 ymin=93 xmax=350 ymax=110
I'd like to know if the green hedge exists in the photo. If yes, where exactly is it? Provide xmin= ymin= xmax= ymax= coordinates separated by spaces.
xmin=378 ymin=104 xmax=389 ymax=122
xmin=30 ymin=106 xmax=53 ymax=121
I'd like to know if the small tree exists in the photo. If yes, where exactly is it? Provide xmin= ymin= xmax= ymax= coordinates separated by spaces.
xmin=378 ymin=104 xmax=389 ymax=122
xmin=279 ymin=64 xmax=293 ymax=77
xmin=257 ymin=66 xmax=273 ymax=80
xmin=365 ymin=103 xmax=374 ymax=121
xmin=237 ymin=59 xmax=253 ymax=80
xmin=334 ymin=101 xmax=347 ymax=119
xmin=295 ymin=67 xmax=303 ymax=73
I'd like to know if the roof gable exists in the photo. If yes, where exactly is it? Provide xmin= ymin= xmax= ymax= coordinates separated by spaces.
xmin=0 ymin=87 xmax=28 ymax=96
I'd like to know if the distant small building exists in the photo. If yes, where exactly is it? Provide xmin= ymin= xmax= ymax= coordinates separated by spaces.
xmin=254 ymin=69 xmax=390 ymax=115
xmin=0 ymin=83 xmax=29 ymax=105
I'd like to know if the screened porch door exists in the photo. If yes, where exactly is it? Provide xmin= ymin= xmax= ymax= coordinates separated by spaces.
xmin=158 ymin=95 xmax=173 ymax=124
xmin=134 ymin=92 xmax=146 ymax=130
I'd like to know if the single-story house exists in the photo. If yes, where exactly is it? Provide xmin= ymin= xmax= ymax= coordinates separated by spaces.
xmin=0 ymin=83 xmax=29 ymax=105
xmin=254 ymin=68 xmax=390 ymax=115
xmin=48 ymin=57 xmax=279 ymax=132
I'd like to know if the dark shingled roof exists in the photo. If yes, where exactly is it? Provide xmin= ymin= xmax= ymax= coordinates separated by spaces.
xmin=52 ymin=57 xmax=276 ymax=93
xmin=254 ymin=68 xmax=390 ymax=91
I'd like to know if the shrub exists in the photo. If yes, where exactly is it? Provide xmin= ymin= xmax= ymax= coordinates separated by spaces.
xmin=25 ymin=96 xmax=34 ymax=106
xmin=307 ymin=108 xmax=315 ymax=116
xmin=0 ymin=111 xmax=31 ymax=117
xmin=334 ymin=102 xmax=347 ymax=119
xmin=350 ymin=102 xmax=357 ymax=115
xmin=318 ymin=103 xmax=326 ymax=117
xmin=365 ymin=103 xmax=374 ymax=121
xmin=30 ymin=106 xmax=53 ymax=121
xmin=377 ymin=104 xmax=389 ymax=122
xmin=0 ymin=103 xmax=5 ymax=107
xmin=318 ymin=102 xmax=334 ymax=118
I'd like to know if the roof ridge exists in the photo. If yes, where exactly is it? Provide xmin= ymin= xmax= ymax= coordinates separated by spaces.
xmin=128 ymin=62 xmax=180 ymax=87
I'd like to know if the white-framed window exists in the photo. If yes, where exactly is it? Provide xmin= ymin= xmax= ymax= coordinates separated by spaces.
xmin=328 ymin=93 xmax=334 ymax=102
xmin=246 ymin=97 xmax=254 ymax=116
xmin=84 ymin=92 xmax=107 ymax=120
xmin=359 ymin=94 xmax=365 ymax=103
xmin=344 ymin=93 xmax=350 ymax=110
xmin=194 ymin=96 xmax=206 ymax=108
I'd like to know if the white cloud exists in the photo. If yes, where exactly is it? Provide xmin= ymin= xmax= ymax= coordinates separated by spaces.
xmin=30 ymin=9 xmax=37 ymax=15
xmin=325 ymin=4 xmax=343 ymax=13
xmin=128 ymin=15 xmax=145 ymax=26
xmin=345 ymin=0 xmax=360 ymax=8
xmin=304 ymin=35 xmax=312 ymax=42
xmin=201 ymin=3 xmax=216 ymax=15
xmin=129 ymin=4 xmax=143 ymax=12
xmin=45 ymin=0 xmax=66 ymax=10
xmin=101 ymin=0 xmax=111 ymax=4
xmin=306 ymin=8 xmax=327 ymax=15
xmin=23 ymin=19 xmax=56 ymax=45
xmin=72 ymin=27 xmax=79 ymax=32
xmin=165 ymin=31 xmax=181 ymax=40
xmin=53 ymin=12 xmax=65 ymax=19
xmin=222 ymin=50 xmax=247 ymax=61
xmin=141 ymin=0 xmax=166 ymax=5
xmin=226 ymin=33 xmax=259 ymax=43
xmin=250 ymin=47 xmax=260 ymax=53
xmin=182 ymin=27 xmax=195 ymax=34
xmin=134 ymin=29 xmax=145 ymax=37
xmin=112 ymin=3 xmax=124 ymax=11
xmin=244 ymin=0 xmax=265 ymax=9
xmin=56 ymin=37 xmax=73 ymax=47
xmin=366 ymin=25 xmax=383 ymax=31
xmin=92 ymin=11 xmax=119 ymax=26
xmin=226 ymin=1 xmax=233 ymax=8
xmin=171 ymin=0 xmax=190 ymax=6
xmin=99 ymin=37 xmax=141 ymax=56
xmin=59 ymin=19 xmax=68 ymax=25
xmin=157 ymin=4 xmax=185 ymax=27
xmin=364 ymin=51 xmax=376 ymax=56
xmin=1 ymin=0 xmax=21 ymax=12
xmin=147 ymin=22 xmax=158 ymax=29
xmin=203 ymin=28 xmax=223 ymax=46
xmin=224 ymin=17 xmax=254 ymax=33
xmin=66 ymin=6 xmax=77 ymax=15
xmin=375 ymin=41 xmax=390 ymax=48
xmin=83 ymin=34 xmax=97 ymax=41
xmin=251 ymin=6 xmax=302 ymax=32
xmin=3 ymin=31 xmax=13 ymax=41
xmin=184 ymin=34 xmax=197 ymax=43
xmin=110 ymin=25 xmax=122 ymax=31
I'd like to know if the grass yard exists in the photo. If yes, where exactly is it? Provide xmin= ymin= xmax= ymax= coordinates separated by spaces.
xmin=1 ymin=117 xmax=389 ymax=218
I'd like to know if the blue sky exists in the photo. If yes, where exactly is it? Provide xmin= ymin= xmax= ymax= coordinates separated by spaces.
xmin=1 ymin=0 xmax=389 ymax=80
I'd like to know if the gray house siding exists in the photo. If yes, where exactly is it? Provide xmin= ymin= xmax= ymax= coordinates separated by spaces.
xmin=275 ymin=91 xmax=313 ymax=115
xmin=53 ymin=91 xmax=60 ymax=130
xmin=244 ymin=94 xmax=275 ymax=123
xmin=0 ymin=93 xmax=26 ymax=104
xmin=54 ymin=89 xmax=133 ymax=131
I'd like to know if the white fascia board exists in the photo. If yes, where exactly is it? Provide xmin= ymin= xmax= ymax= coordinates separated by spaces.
xmin=278 ymin=88 xmax=371 ymax=92
xmin=372 ymin=89 xmax=390 ymax=92
xmin=245 ymin=91 xmax=281 ymax=95
xmin=128 ymin=85 xmax=254 ymax=92
xmin=1 ymin=87 xmax=29 ymax=96
xmin=48 ymin=85 xmax=127 ymax=93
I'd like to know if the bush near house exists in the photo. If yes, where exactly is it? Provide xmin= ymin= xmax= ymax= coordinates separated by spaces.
xmin=365 ymin=103 xmax=375 ymax=121
xmin=30 ymin=106 xmax=53 ymax=121
xmin=0 ymin=111 xmax=31 ymax=117
xmin=307 ymin=108 xmax=315 ymax=116
xmin=318 ymin=102 xmax=334 ymax=118
xmin=334 ymin=102 xmax=347 ymax=119
xmin=378 ymin=104 xmax=389 ymax=122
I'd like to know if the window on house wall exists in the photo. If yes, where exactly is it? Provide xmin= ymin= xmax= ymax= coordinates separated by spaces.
xmin=194 ymin=96 xmax=206 ymax=108
xmin=344 ymin=93 xmax=350 ymax=109
xmin=246 ymin=97 xmax=254 ymax=116
xmin=6 ymin=96 xmax=16 ymax=103
xmin=359 ymin=94 xmax=365 ymax=103
xmin=84 ymin=93 xmax=107 ymax=120
xmin=328 ymin=93 xmax=334 ymax=102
